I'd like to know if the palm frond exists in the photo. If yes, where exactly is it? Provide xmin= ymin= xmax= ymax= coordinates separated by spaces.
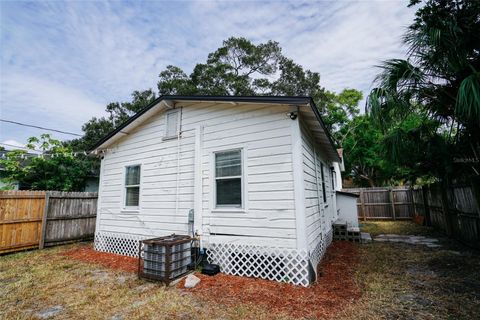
xmin=456 ymin=72 xmax=480 ymax=125
xmin=375 ymin=59 xmax=425 ymax=94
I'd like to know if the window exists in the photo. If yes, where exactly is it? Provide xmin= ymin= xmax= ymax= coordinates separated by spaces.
xmin=125 ymin=165 xmax=141 ymax=207
xmin=331 ymin=168 xmax=335 ymax=191
xmin=215 ymin=149 xmax=242 ymax=207
xmin=164 ymin=110 xmax=180 ymax=138
xmin=320 ymin=163 xmax=327 ymax=203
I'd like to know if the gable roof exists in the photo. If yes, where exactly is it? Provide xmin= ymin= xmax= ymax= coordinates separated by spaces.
xmin=90 ymin=95 xmax=340 ymax=162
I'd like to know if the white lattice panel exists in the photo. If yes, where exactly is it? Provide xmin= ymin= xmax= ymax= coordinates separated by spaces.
xmin=207 ymin=242 xmax=311 ymax=286
xmin=95 ymin=229 xmax=334 ymax=286
xmin=309 ymin=228 xmax=333 ymax=278
xmin=94 ymin=231 xmax=148 ymax=257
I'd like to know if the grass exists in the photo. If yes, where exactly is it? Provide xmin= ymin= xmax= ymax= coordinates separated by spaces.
xmin=0 ymin=245 xmax=279 ymax=320
xmin=359 ymin=220 xmax=438 ymax=237
xmin=337 ymin=221 xmax=480 ymax=320
xmin=1 ymin=221 xmax=479 ymax=319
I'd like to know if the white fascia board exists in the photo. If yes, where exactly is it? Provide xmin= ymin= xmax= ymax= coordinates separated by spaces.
xmin=91 ymin=100 xmax=170 ymax=152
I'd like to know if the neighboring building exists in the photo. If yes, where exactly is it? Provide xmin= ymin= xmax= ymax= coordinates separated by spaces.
xmin=91 ymin=96 xmax=353 ymax=286
xmin=84 ymin=175 xmax=99 ymax=192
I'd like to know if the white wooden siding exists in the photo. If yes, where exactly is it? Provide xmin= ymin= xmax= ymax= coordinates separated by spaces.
xmin=97 ymin=102 xmax=297 ymax=248
xmin=300 ymin=119 xmax=336 ymax=251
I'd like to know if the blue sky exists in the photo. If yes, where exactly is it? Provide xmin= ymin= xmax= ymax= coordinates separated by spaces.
xmin=0 ymin=0 xmax=414 ymax=149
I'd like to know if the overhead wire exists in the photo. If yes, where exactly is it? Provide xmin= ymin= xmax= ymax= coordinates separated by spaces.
xmin=0 ymin=119 xmax=82 ymax=136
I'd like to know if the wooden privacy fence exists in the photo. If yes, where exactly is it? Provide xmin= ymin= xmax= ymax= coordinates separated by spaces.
xmin=344 ymin=187 xmax=413 ymax=220
xmin=412 ymin=183 xmax=480 ymax=248
xmin=344 ymin=183 xmax=480 ymax=248
xmin=0 ymin=191 xmax=97 ymax=254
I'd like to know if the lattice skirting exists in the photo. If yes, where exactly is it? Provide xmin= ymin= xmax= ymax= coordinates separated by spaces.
xmin=309 ymin=228 xmax=334 ymax=279
xmin=95 ymin=230 xmax=334 ymax=286
xmin=94 ymin=231 xmax=149 ymax=257
xmin=207 ymin=242 xmax=311 ymax=286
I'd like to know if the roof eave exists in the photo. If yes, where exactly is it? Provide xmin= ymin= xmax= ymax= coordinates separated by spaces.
xmin=90 ymin=96 xmax=340 ymax=163
xmin=307 ymin=98 xmax=341 ymax=163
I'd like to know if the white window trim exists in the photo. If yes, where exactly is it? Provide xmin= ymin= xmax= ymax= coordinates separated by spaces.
xmin=122 ymin=163 xmax=142 ymax=212
xmin=163 ymin=109 xmax=181 ymax=140
xmin=210 ymin=146 xmax=248 ymax=213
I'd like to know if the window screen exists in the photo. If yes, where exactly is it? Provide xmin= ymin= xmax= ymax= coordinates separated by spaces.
xmin=331 ymin=168 xmax=335 ymax=191
xmin=215 ymin=150 xmax=242 ymax=206
xmin=165 ymin=110 xmax=179 ymax=137
xmin=125 ymin=165 xmax=140 ymax=207
xmin=321 ymin=163 xmax=327 ymax=203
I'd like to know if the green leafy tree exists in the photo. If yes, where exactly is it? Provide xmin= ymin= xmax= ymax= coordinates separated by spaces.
xmin=69 ymin=89 xmax=157 ymax=151
xmin=159 ymin=37 xmax=282 ymax=96
xmin=0 ymin=134 xmax=91 ymax=191
xmin=342 ymin=115 xmax=405 ymax=187
xmin=74 ymin=37 xmax=361 ymax=153
xmin=157 ymin=37 xmax=364 ymax=145
xmin=367 ymin=0 xmax=480 ymax=182
xmin=75 ymin=37 xmax=367 ymax=182
xmin=322 ymin=89 xmax=363 ymax=145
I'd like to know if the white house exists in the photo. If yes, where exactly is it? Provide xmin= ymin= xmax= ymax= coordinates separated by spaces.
xmin=91 ymin=96 xmax=346 ymax=286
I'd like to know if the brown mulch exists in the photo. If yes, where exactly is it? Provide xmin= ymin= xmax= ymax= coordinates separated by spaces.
xmin=183 ymin=241 xmax=361 ymax=319
xmin=61 ymin=241 xmax=360 ymax=318
xmin=61 ymin=245 xmax=139 ymax=273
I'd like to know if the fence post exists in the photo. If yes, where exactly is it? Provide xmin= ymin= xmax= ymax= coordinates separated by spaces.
xmin=360 ymin=189 xmax=366 ymax=221
xmin=39 ymin=191 xmax=50 ymax=249
xmin=389 ymin=188 xmax=396 ymax=220
xmin=410 ymin=188 xmax=416 ymax=218
xmin=440 ymin=184 xmax=454 ymax=237
xmin=421 ymin=186 xmax=430 ymax=226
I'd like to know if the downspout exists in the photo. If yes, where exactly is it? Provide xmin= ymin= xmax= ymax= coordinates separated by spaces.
xmin=194 ymin=125 xmax=204 ymax=248
xmin=291 ymin=106 xmax=308 ymax=251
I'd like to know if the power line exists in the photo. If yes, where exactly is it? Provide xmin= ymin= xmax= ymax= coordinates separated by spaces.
xmin=0 ymin=119 xmax=83 ymax=136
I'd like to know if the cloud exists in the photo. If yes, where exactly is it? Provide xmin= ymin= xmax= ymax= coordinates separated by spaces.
xmin=1 ymin=139 xmax=26 ymax=150
xmin=0 ymin=0 xmax=415 ymax=144
xmin=180 ymin=0 xmax=415 ymax=103
xmin=1 ymin=73 xmax=104 ymax=143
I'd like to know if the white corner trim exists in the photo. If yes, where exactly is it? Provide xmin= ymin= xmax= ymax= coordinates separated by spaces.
xmin=95 ymin=157 xmax=105 ymax=233
xmin=291 ymin=111 xmax=308 ymax=251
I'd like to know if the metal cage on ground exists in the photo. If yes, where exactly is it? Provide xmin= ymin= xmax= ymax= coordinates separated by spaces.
xmin=138 ymin=234 xmax=192 ymax=285
xmin=94 ymin=229 xmax=334 ymax=287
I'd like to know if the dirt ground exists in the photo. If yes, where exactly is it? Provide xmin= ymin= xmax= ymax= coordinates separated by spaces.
xmin=1 ymin=221 xmax=479 ymax=319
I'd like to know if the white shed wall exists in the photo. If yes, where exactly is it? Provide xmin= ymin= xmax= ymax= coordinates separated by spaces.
xmin=336 ymin=193 xmax=359 ymax=228
xmin=300 ymin=119 xmax=337 ymax=254
xmin=96 ymin=102 xmax=298 ymax=249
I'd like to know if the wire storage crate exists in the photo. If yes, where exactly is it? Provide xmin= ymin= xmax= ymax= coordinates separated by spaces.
xmin=138 ymin=234 xmax=192 ymax=284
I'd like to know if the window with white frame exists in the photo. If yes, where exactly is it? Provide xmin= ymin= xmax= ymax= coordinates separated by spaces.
xmin=164 ymin=110 xmax=180 ymax=138
xmin=215 ymin=149 xmax=242 ymax=207
xmin=125 ymin=165 xmax=141 ymax=207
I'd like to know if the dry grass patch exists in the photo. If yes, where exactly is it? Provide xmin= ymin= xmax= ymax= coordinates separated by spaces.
xmin=1 ymin=222 xmax=479 ymax=320
xmin=335 ymin=221 xmax=480 ymax=320
xmin=360 ymin=220 xmax=438 ymax=237
xmin=0 ymin=243 xmax=268 ymax=320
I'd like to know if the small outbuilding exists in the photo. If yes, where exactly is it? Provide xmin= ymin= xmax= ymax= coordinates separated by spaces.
xmin=91 ymin=96 xmax=351 ymax=286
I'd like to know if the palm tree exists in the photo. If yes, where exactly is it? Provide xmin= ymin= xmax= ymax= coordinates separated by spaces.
xmin=367 ymin=0 xmax=480 ymax=182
